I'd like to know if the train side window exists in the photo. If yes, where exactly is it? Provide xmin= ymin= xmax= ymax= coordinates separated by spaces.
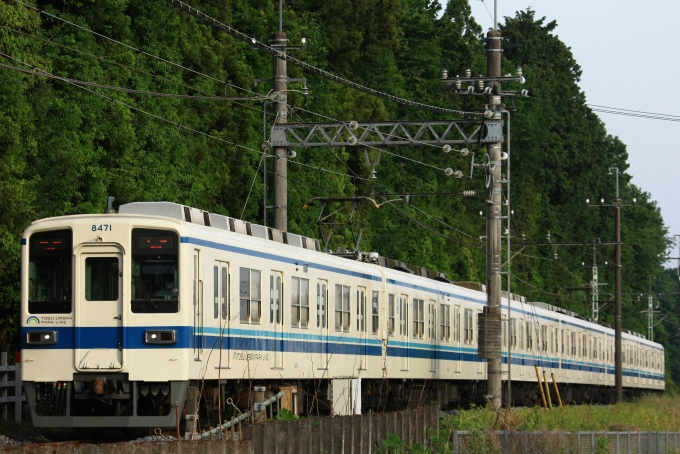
xmin=388 ymin=294 xmax=396 ymax=336
xmin=131 ymin=229 xmax=179 ymax=313
xmin=540 ymin=325 xmax=547 ymax=352
xmin=335 ymin=285 xmax=350 ymax=332
xmin=501 ymin=315 xmax=507 ymax=348
xmin=519 ymin=320 xmax=524 ymax=350
xmin=317 ymin=281 xmax=327 ymax=328
xmin=413 ymin=299 xmax=424 ymax=339
xmin=509 ymin=318 xmax=517 ymax=349
xmin=526 ymin=322 xmax=532 ymax=351
xmin=240 ymin=268 xmax=261 ymax=324
xmin=582 ymin=334 xmax=587 ymax=358
xmin=440 ymin=304 xmax=451 ymax=342
xmin=371 ymin=291 xmax=379 ymax=335
xmin=214 ymin=266 xmax=219 ymax=319
xmin=291 ymin=277 xmax=310 ymax=329
xmin=356 ymin=287 xmax=366 ymax=332
xmin=463 ymin=309 xmax=473 ymax=344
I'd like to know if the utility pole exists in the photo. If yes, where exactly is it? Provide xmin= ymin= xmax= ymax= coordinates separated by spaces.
xmin=485 ymin=26 xmax=503 ymax=411
xmin=613 ymin=170 xmax=623 ymax=404
xmin=586 ymin=166 xmax=635 ymax=404
xmin=272 ymin=28 xmax=288 ymax=232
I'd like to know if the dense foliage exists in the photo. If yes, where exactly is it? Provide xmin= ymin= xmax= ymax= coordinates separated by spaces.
xmin=0 ymin=0 xmax=675 ymax=384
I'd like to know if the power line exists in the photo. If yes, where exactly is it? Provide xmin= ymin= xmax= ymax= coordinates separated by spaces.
xmin=12 ymin=0 xmax=265 ymax=100
xmin=165 ymin=0 xmax=482 ymax=118
xmin=0 ymin=61 xmax=269 ymax=101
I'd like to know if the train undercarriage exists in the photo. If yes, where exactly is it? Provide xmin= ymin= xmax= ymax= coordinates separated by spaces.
xmin=25 ymin=374 xmax=657 ymax=428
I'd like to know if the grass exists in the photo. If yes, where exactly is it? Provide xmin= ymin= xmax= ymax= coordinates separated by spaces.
xmin=442 ymin=394 xmax=680 ymax=433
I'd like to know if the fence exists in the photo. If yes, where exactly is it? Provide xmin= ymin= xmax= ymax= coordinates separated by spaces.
xmin=0 ymin=352 xmax=23 ymax=423
xmin=249 ymin=406 xmax=440 ymax=454
xmin=449 ymin=430 xmax=680 ymax=454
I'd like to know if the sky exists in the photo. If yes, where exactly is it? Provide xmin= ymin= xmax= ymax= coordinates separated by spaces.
xmin=468 ymin=0 xmax=680 ymax=259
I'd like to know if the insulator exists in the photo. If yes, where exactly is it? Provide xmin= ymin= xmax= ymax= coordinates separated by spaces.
xmin=445 ymin=168 xmax=454 ymax=176
xmin=454 ymin=170 xmax=464 ymax=179
xmin=442 ymin=145 xmax=451 ymax=153
xmin=441 ymin=69 xmax=448 ymax=79
xmin=465 ymin=68 xmax=472 ymax=78
xmin=455 ymin=79 xmax=462 ymax=89
xmin=349 ymin=121 xmax=359 ymax=130
xmin=460 ymin=148 xmax=469 ymax=157
xmin=463 ymin=190 xmax=475 ymax=197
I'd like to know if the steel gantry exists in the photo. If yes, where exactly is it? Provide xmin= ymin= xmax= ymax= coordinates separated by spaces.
xmin=269 ymin=119 xmax=503 ymax=148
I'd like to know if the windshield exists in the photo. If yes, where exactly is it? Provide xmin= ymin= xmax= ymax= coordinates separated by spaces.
xmin=131 ymin=228 xmax=179 ymax=313
xmin=28 ymin=229 xmax=72 ymax=314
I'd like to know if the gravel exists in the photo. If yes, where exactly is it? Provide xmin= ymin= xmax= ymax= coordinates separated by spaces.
xmin=0 ymin=435 xmax=21 ymax=447
xmin=129 ymin=434 xmax=178 ymax=443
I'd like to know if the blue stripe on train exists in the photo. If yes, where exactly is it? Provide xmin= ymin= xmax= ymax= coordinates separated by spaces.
xmin=20 ymin=327 xmax=665 ymax=381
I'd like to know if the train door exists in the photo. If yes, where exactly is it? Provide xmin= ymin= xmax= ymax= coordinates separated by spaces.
xmin=501 ymin=314 xmax=508 ymax=377
xmin=215 ymin=261 xmax=230 ymax=368
xmin=577 ymin=335 xmax=582 ymax=379
xmin=271 ymin=271 xmax=284 ymax=368
xmin=357 ymin=287 xmax=367 ymax=369
xmin=400 ymin=295 xmax=409 ymax=370
xmin=193 ymin=250 xmax=204 ymax=360
xmin=477 ymin=310 xmax=484 ymax=375
xmin=429 ymin=300 xmax=437 ymax=372
xmin=454 ymin=305 xmax=461 ymax=373
xmin=75 ymin=244 xmax=124 ymax=371
xmin=317 ymin=280 xmax=329 ymax=368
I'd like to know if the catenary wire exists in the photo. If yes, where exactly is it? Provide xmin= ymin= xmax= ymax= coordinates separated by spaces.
xmin=165 ymin=0 xmax=483 ymax=118
xmin=0 ymin=61 xmax=269 ymax=101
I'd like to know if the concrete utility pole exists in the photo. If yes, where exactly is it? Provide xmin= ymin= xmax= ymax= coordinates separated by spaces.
xmin=272 ymin=30 xmax=288 ymax=232
xmin=485 ymin=28 xmax=503 ymax=411
xmin=614 ymin=197 xmax=622 ymax=403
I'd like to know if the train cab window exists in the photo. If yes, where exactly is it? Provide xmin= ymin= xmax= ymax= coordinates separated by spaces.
xmin=291 ymin=277 xmax=310 ymax=329
xmin=388 ymin=294 xmax=396 ymax=336
xmin=28 ymin=229 xmax=73 ymax=314
xmin=371 ymin=291 xmax=379 ymax=335
xmin=240 ymin=268 xmax=261 ymax=324
xmin=131 ymin=229 xmax=179 ymax=313
xmin=85 ymin=257 xmax=119 ymax=301
xmin=335 ymin=285 xmax=350 ymax=332
xmin=463 ymin=309 xmax=473 ymax=344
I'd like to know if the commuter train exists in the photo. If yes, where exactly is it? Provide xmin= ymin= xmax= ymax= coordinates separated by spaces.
xmin=20 ymin=202 xmax=664 ymax=428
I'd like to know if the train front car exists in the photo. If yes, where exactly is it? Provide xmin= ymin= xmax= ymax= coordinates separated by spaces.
xmin=21 ymin=213 xmax=188 ymax=427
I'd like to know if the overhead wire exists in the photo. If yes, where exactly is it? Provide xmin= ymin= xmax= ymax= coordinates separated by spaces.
xmin=0 ymin=61 xmax=270 ymax=101
xmin=164 ymin=0 xmax=483 ymax=118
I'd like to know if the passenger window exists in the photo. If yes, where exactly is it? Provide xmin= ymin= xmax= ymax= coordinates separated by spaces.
xmin=335 ymin=285 xmax=350 ymax=332
xmin=240 ymin=268 xmax=261 ymax=324
xmin=371 ymin=291 xmax=379 ymax=335
xmin=291 ymin=277 xmax=310 ymax=329
xmin=388 ymin=294 xmax=396 ymax=336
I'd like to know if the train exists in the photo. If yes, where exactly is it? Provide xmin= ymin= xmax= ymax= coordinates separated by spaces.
xmin=20 ymin=201 xmax=664 ymax=428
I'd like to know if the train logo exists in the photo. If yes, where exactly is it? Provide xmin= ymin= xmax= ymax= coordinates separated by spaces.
xmin=26 ymin=316 xmax=40 ymax=325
